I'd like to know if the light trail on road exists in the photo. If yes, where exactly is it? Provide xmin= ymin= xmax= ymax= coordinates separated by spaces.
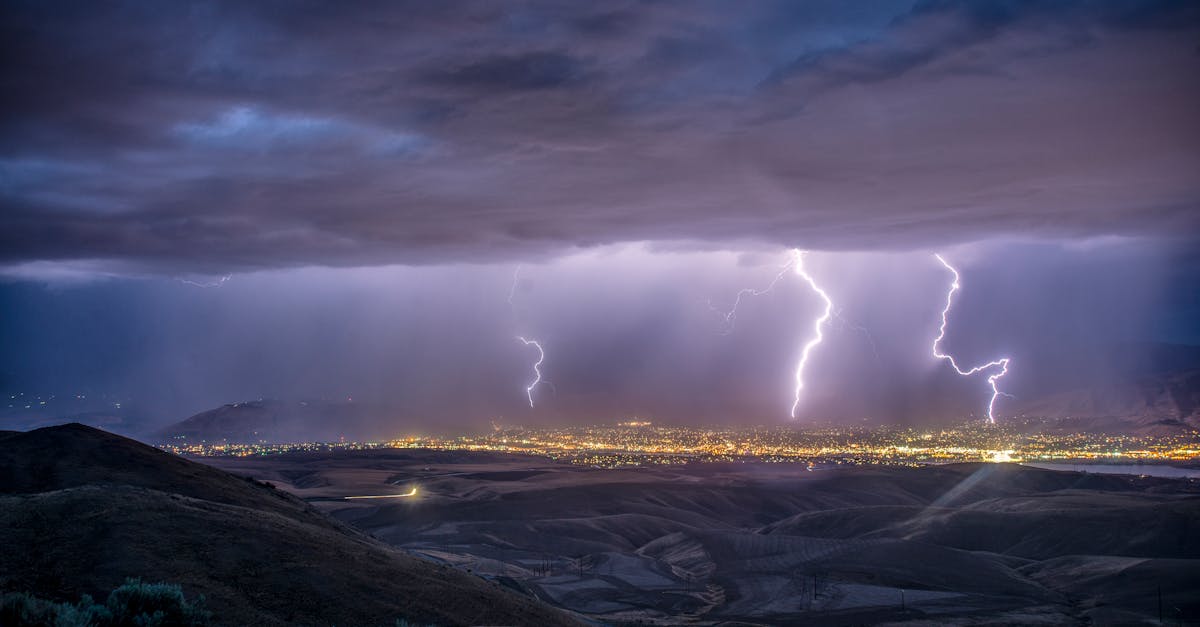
xmin=344 ymin=487 xmax=418 ymax=499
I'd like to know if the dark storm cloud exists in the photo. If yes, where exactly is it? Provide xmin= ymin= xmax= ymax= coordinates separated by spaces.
xmin=1 ymin=0 xmax=1198 ymax=274
xmin=766 ymin=0 xmax=1198 ymax=89
xmin=420 ymin=51 xmax=592 ymax=92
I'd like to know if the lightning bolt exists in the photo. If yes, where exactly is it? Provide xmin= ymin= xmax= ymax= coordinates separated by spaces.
xmin=509 ymin=267 xmax=550 ymax=407
xmin=791 ymin=250 xmax=833 ymax=419
xmin=179 ymin=274 xmax=231 ymax=288
xmin=932 ymin=253 xmax=1011 ymax=423
xmin=832 ymin=308 xmax=882 ymax=365
xmin=708 ymin=254 xmax=798 ymax=333
xmin=517 ymin=336 xmax=545 ymax=408
xmin=507 ymin=264 xmax=523 ymax=306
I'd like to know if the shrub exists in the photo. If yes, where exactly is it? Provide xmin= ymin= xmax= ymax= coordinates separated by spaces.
xmin=104 ymin=579 xmax=209 ymax=627
xmin=0 ymin=591 xmax=110 ymax=627
xmin=0 ymin=592 xmax=59 ymax=626
xmin=0 ymin=580 xmax=208 ymax=627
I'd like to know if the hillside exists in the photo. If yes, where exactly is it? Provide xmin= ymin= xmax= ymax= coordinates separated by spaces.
xmin=153 ymin=399 xmax=393 ymax=443
xmin=206 ymin=452 xmax=1200 ymax=625
xmin=0 ymin=395 xmax=147 ymax=437
xmin=0 ymin=424 xmax=581 ymax=627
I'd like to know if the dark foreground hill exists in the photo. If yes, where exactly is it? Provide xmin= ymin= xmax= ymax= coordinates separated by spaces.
xmin=0 ymin=424 xmax=581 ymax=627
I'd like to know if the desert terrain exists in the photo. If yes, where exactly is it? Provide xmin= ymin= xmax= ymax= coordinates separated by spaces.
xmin=206 ymin=450 xmax=1200 ymax=625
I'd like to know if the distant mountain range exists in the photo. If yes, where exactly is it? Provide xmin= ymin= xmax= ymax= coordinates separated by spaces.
xmin=157 ymin=372 xmax=1200 ymax=443
xmin=1011 ymin=369 xmax=1200 ymax=435
xmin=9 ymin=343 xmax=1200 ymax=442
xmin=0 ymin=396 xmax=148 ymax=436
xmin=153 ymin=399 xmax=386 ymax=443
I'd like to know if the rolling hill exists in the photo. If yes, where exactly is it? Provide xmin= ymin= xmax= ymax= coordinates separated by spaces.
xmin=205 ymin=452 xmax=1200 ymax=625
xmin=0 ymin=424 xmax=581 ymax=627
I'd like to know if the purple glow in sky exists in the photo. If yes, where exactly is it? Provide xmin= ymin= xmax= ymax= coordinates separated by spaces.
xmin=0 ymin=1 xmax=1197 ymax=434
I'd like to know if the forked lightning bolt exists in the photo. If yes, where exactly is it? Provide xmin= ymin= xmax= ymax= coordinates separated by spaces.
xmin=517 ymin=336 xmax=545 ymax=408
xmin=708 ymin=254 xmax=798 ymax=333
xmin=791 ymin=250 xmax=833 ymax=419
xmin=712 ymin=251 xmax=872 ymax=416
xmin=826 ymin=307 xmax=883 ymax=365
xmin=932 ymin=254 xmax=1011 ymax=423
xmin=509 ymin=267 xmax=549 ymax=408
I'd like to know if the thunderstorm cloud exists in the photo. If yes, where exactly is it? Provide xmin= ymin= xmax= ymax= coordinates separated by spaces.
xmin=1 ymin=0 xmax=1196 ymax=274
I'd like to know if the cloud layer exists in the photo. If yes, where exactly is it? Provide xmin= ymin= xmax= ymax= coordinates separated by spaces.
xmin=1 ymin=0 xmax=1198 ymax=273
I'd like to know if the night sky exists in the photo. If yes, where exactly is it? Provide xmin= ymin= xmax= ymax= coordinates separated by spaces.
xmin=1 ymin=1 xmax=1198 ymax=429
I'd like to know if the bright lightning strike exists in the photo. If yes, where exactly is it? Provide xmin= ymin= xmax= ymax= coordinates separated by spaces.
xmin=932 ymin=253 xmax=1011 ymax=423
xmin=712 ymin=251 xmax=870 ymax=415
xmin=791 ymin=250 xmax=833 ymax=419
xmin=517 ymin=336 xmax=545 ymax=408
